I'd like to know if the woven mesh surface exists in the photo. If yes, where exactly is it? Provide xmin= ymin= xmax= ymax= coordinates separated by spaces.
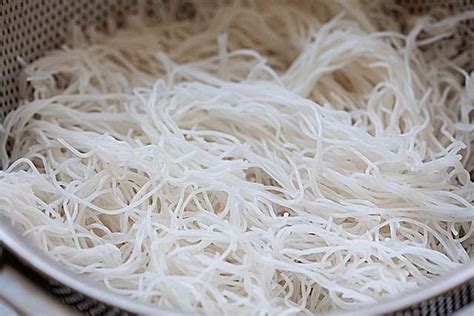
xmin=0 ymin=245 xmax=129 ymax=316
xmin=393 ymin=280 xmax=474 ymax=316
xmin=1 ymin=0 xmax=473 ymax=314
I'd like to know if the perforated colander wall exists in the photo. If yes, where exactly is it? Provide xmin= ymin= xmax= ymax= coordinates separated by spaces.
xmin=1 ymin=0 xmax=140 ymax=120
xmin=1 ymin=0 xmax=473 ymax=120
xmin=0 ymin=0 xmax=473 ymax=314
xmin=395 ymin=0 xmax=473 ymax=73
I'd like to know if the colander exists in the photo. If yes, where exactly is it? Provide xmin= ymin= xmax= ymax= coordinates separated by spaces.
xmin=1 ymin=0 xmax=473 ymax=315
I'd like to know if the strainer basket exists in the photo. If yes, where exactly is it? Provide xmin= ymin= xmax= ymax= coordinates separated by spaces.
xmin=1 ymin=0 xmax=473 ymax=315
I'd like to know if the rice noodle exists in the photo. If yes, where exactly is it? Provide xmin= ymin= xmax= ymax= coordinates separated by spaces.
xmin=0 ymin=0 xmax=473 ymax=314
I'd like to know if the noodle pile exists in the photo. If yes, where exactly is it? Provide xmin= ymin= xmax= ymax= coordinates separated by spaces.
xmin=1 ymin=0 xmax=473 ymax=314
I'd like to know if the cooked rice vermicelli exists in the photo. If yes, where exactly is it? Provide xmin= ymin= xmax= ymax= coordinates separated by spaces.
xmin=0 ymin=0 xmax=473 ymax=314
